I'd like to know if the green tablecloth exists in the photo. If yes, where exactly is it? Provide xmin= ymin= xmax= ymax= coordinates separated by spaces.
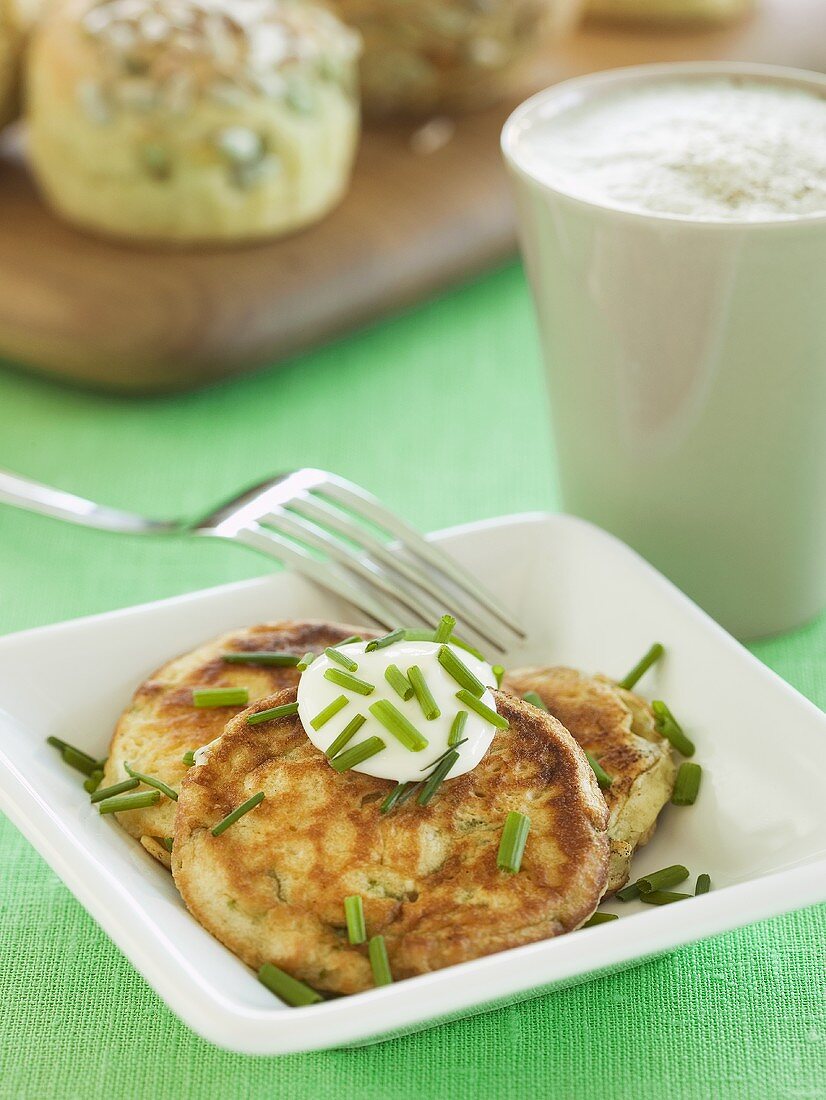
xmin=1 ymin=264 xmax=823 ymax=1099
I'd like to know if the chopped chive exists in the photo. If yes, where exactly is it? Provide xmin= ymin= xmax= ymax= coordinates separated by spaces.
xmin=380 ymin=782 xmax=418 ymax=814
xmin=586 ymin=752 xmax=613 ymax=790
xmin=159 ymin=836 xmax=174 ymax=853
xmin=344 ymin=895 xmax=366 ymax=945
xmin=125 ymin=762 xmax=178 ymax=802
xmin=90 ymin=777 xmax=139 ymax=804
xmin=62 ymin=746 xmax=102 ymax=777
xmin=222 ymin=652 xmax=300 ymax=667
xmin=617 ymin=643 xmax=664 ymax=690
xmin=407 ymin=665 xmax=441 ymax=720
xmin=384 ymin=664 xmax=414 ymax=701
xmin=636 ymin=865 xmax=689 ymax=894
xmin=497 ymin=811 xmax=531 ymax=873
xmin=369 ymin=700 xmax=428 ymax=752
xmin=365 ymin=629 xmax=405 ymax=652
xmin=83 ymin=769 xmax=104 ymax=794
xmin=323 ymin=668 xmax=375 ymax=696
xmin=182 ymin=750 xmax=196 ymax=766
xmin=258 ymin=963 xmax=323 ymax=1007
xmin=639 ymin=890 xmax=691 ymax=906
xmin=334 ymin=635 xmax=363 ymax=647
xmin=368 ymin=935 xmax=393 ymax=987
xmin=492 ymin=665 xmax=505 ymax=689
xmin=325 ymin=647 xmax=358 ymax=672
xmin=402 ymin=629 xmax=436 ymax=642
xmin=421 ymin=737 xmax=467 ymax=771
xmin=671 ymin=762 xmax=702 ymax=805
xmin=98 ymin=790 xmax=160 ymax=814
xmin=695 ymin=873 xmax=712 ymax=895
xmin=310 ymin=695 xmax=348 ymax=730
xmin=448 ymin=711 xmax=468 ymax=747
xmin=437 ymin=646 xmax=485 ymax=697
xmin=247 ymin=700 xmax=300 ymax=726
xmin=211 ymin=791 xmax=265 ymax=836
xmin=325 ymin=714 xmax=366 ymax=758
xmin=455 ymin=689 xmax=508 ymax=730
xmin=192 ymin=687 xmax=249 ymax=708
xmin=296 ymin=652 xmax=315 ymax=671
xmin=417 ymin=750 xmax=459 ymax=806
xmin=329 ymin=736 xmax=386 ymax=773
xmin=615 ymin=882 xmax=641 ymax=902
xmin=450 ymin=635 xmax=486 ymax=661
xmin=434 ymin=614 xmax=456 ymax=644
xmin=582 ymin=912 xmax=619 ymax=927
xmin=46 ymin=736 xmax=70 ymax=752
xmin=523 ymin=691 xmax=548 ymax=711
xmin=652 ymin=701 xmax=695 ymax=756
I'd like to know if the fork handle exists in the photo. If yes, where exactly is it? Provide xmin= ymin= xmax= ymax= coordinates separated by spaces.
xmin=0 ymin=469 xmax=179 ymax=535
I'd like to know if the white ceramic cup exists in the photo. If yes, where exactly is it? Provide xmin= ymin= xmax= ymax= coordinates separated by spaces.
xmin=502 ymin=62 xmax=826 ymax=639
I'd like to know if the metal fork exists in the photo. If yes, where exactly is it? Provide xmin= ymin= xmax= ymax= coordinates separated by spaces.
xmin=0 ymin=468 xmax=525 ymax=653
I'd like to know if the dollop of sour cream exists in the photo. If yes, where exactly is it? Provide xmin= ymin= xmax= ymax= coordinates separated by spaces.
xmin=297 ymin=639 xmax=499 ymax=782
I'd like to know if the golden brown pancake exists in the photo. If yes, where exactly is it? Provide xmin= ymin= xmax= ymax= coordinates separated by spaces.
xmin=503 ymin=667 xmax=676 ymax=894
xmin=103 ymin=620 xmax=372 ymax=867
xmin=172 ymin=688 xmax=610 ymax=995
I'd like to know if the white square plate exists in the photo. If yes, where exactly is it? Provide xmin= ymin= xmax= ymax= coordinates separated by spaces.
xmin=1 ymin=513 xmax=824 ymax=1054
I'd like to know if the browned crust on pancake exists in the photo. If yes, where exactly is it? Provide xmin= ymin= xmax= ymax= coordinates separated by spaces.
xmin=172 ymin=688 xmax=610 ymax=995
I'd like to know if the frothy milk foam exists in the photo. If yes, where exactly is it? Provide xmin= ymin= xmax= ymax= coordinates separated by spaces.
xmin=519 ymin=76 xmax=826 ymax=220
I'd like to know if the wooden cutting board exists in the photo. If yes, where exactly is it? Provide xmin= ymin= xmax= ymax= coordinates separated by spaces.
xmin=0 ymin=0 xmax=823 ymax=394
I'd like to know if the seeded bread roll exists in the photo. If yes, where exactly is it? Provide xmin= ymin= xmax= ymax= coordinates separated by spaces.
xmin=27 ymin=0 xmax=361 ymax=244
xmin=1 ymin=0 xmax=44 ymax=129
xmin=331 ymin=0 xmax=585 ymax=118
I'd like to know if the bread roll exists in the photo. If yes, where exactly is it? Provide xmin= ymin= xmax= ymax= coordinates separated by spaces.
xmin=27 ymin=0 xmax=361 ymax=244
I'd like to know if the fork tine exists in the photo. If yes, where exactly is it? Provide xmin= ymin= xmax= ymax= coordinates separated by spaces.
xmin=231 ymin=523 xmax=398 ymax=631
xmin=286 ymin=495 xmax=513 ymax=653
xmin=316 ymin=477 xmax=527 ymax=640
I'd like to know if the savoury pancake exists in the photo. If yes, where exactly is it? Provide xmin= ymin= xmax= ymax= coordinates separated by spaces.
xmin=103 ymin=620 xmax=372 ymax=868
xmin=172 ymin=688 xmax=610 ymax=995
xmin=503 ymin=667 xmax=676 ymax=894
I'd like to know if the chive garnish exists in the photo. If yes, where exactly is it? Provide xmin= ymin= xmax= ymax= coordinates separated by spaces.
xmin=222 ymin=652 xmax=300 ymax=667
xmin=639 ymin=890 xmax=691 ymax=906
xmin=492 ymin=665 xmax=505 ymax=689
xmin=497 ymin=811 xmax=531 ymax=873
xmin=323 ymin=668 xmax=375 ymax=696
xmin=61 ymin=746 xmax=102 ymax=776
xmin=437 ymin=645 xmax=485 ymax=697
xmin=325 ymin=714 xmax=366 ymax=758
xmin=46 ymin=736 xmax=70 ymax=752
xmin=160 ymin=837 xmax=174 ymax=853
xmin=636 ymin=865 xmax=689 ymax=894
xmin=417 ymin=750 xmax=459 ymax=806
xmin=617 ymin=643 xmax=664 ymax=690
xmin=582 ymin=912 xmax=619 ymax=927
xmin=310 ymin=695 xmax=348 ymax=730
xmin=90 ymin=777 xmax=139 ymax=804
xmin=402 ymin=629 xmax=486 ymax=660
xmin=448 ymin=711 xmax=468 ymax=747
xmin=523 ymin=691 xmax=547 ymax=711
xmin=329 ymin=736 xmax=386 ymax=773
xmin=615 ymin=882 xmax=641 ymax=902
xmin=83 ymin=769 xmax=104 ymax=794
xmin=369 ymin=700 xmax=428 ymax=752
xmin=695 ymin=873 xmax=712 ymax=895
xmin=586 ymin=752 xmax=613 ymax=790
xmin=344 ymin=895 xmax=367 ymax=945
xmin=258 ymin=963 xmax=323 ymax=1007
xmin=211 ymin=791 xmax=265 ymax=836
xmin=98 ymin=790 xmax=160 ymax=814
xmin=407 ymin=665 xmax=440 ymax=720
xmin=421 ymin=737 xmax=467 ymax=772
xmin=125 ymin=762 xmax=178 ymax=802
xmin=384 ymin=664 xmax=414 ymax=701
xmin=671 ymin=762 xmax=702 ymax=805
xmin=380 ymin=782 xmax=418 ymax=814
xmin=368 ymin=935 xmax=393 ymax=987
xmin=182 ymin=750 xmax=196 ymax=766
xmin=434 ymin=614 xmax=456 ymax=644
xmin=335 ymin=635 xmax=363 ymax=647
xmin=365 ymin=629 xmax=405 ymax=652
xmin=455 ymin=689 xmax=509 ymax=730
xmin=652 ymin=701 xmax=695 ymax=756
xmin=296 ymin=652 xmax=315 ymax=671
xmin=247 ymin=700 xmax=300 ymax=726
xmin=192 ymin=687 xmax=249 ymax=708
xmin=325 ymin=647 xmax=358 ymax=672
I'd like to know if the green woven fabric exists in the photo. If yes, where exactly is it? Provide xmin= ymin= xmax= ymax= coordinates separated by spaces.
xmin=0 ymin=264 xmax=823 ymax=1099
